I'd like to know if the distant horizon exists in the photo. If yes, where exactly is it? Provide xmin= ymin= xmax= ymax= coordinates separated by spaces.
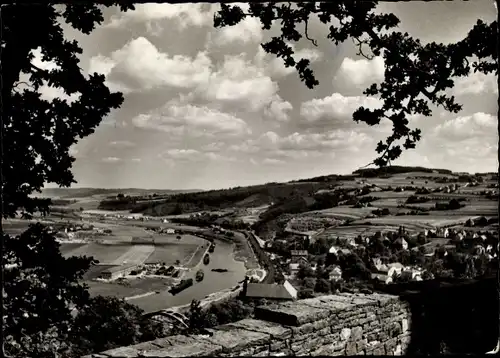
xmin=42 ymin=164 xmax=496 ymax=192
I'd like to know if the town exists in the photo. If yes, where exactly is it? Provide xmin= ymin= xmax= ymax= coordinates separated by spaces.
xmin=4 ymin=166 xmax=497 ymax=334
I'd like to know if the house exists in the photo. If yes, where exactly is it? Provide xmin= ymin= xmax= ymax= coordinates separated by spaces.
xmin=329 ymin=246 xmax=351 ymax=256
xmin=387 ymin=262 xmax=404 ymax=272
xmin=290 ymin=250 xmax=308 ymax=264
xmin=474 ymin=245 xmax=486 ymax=255
xmin=288 ymin=263 xmax=300 ymax=276
xmin=400 ymin=268 xmax=423 ymax=281
xmin=394 ymin=237 xmax=408 ymax=250
xmin=371 ymin=273 xmax=393 ymax=284
xmin=328 ymin=266 xmax=342 ymax=281
xmin=166 ymin=228 xmax=175 ymax=234
xmin=162 ymin=219 xmax=169 ymax=224
xmin=243 ymin=278 xmax=297 ymax=300
xmin=101 ymin=264 xmax=138 ymax=280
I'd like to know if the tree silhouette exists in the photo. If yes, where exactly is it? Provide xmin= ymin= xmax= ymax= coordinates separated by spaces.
xmin=0 ymin=4 xmax=163 ymax=357
xmin=2 ymin=3 xmax=134 ymax=219
xmin=214 ymin=2 xmax=497 ymax=167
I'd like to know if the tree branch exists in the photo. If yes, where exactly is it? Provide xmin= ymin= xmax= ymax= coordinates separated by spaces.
xmin=352 ymin=36 xmax=373 ymax=60
xmin=304 ymin=19 xmax=318 ymax=47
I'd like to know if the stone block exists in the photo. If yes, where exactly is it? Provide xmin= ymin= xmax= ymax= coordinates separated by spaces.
xmin=345 ymin=341 xmax=357 ymax=355
xmin=371 ymin=293 xmax=399 ymax=307
xmin=351 ymin=326 xmax=363 ymax=341
xmin=312 ymin=341 xmax=347 ymax=355
xmin=100 ymin=346 xmax=140 ymax=357
xmin=269 ymin=340 xmax=287 ymax=352
xmin=394 ymin=344 xmax=403 ymax=356
xmin=227 ymin=318 xmax=292 ymax=340
xmin=204 ymin=326 xmax=270 ymax=353
xmin=373 ymin=345 xmax=386 ymax=355
xmin=356 ymin=338 xmax=368 ymax=351
xmin=300 ymin=295 xmax=356 ymax=313
xmin=377 ymin=331 xmax=389 ymax=341
xmin=289 ymin=317 xmax=330 ymax=336
xmin=164 ymin=335 xmax=198 ymax=346
xmin=340 ymin=327 xmax=351 ymax=341
xmin=139 ymin=339 xmax=222 ymax=358
xmin=254 ymin=349 xmax=270 ymax=357
xmin=269 ymin=348 xmax=292 ymax=356
xmin=401 ymin=318 xmax=409 ymax=333
xmin=302 ymin=336 xmax=326 ymax=352
xmin=359 ymin=313 xmax=377 ymax=326
xmin=235 ymin=347 xmax=256 ymax=356
xmin=316 ymin=326 xmax=332 ymax=336
xmin=255 ymin=302 xmax=329 ymax=326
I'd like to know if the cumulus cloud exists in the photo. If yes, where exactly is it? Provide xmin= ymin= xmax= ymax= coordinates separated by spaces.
xmin=88 ymin=39 xmax=296 ymax=123
xmin=231 ymin=130 xmax=372 ymax=160
xmin=262 ymin=158 xmax=286 ymax=165
xmin=106 ymin=4 xmax=214 ymax=31
xmin=109 ymin=140 xmax=136 ymax=148
xmin=132 ymin=101 xmax=251 ymax=138
xmin=89 ymin=37 xmax=212 ymax=92
xmin=334 ymin=56 xmax=385 ymax=89
xmin=433 ymin=112 xmax=497 ymax=141
xmin=264 ymin=96 xmax=293 ymax=122
xmin=207 ymin=15 xmax=263 ymax=47
xmin=198 ymin=54 xmax=278 ymax=112
xmin=160 ymin=148 xmax=236 ymax=164
xmin=102 ymin=157 xmax=122 ymax=163
xmin=300 ymin=93 xmax=382 ymax=124
xmin=452 ymin=72 xmax=498 ymax=96
xmin=254 ymin=45 xmax=323 ymax=79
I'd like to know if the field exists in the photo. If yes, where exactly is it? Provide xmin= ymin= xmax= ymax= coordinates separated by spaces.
xmin=369 ymin=198 xmax=405 ymax=209
xmin=144 ymin=244 xmax=200 ymax=266
xmin=61 ymin=243 xmax=133 ymax=263
xmin=59 ymin=243 xmax=86 ymax=255
xmin=302 ymin=206 xmax=379 ymax=220
xmin=152 ymin=234 xmax=205 ymax=246
xmin=352 ymin=215 xmax=477 ymax=229
xmin=110 ymin=245 xmax=155 ymax=265
xmin=83 ymin=264 xmax=117 ymax=280
xmin=362 ymin=191 xmax=416 ymax=199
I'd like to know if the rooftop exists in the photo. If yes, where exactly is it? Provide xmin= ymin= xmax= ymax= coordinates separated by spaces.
xmin=246 ymin=283 xmax=295 ymax=300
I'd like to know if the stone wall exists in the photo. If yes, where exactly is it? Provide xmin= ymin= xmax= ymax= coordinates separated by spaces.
xmin=84 ymin=292 xmax=412 ymax=357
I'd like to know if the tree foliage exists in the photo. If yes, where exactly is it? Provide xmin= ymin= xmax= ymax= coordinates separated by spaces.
xmin=214 ymin=2 xmax=497 ymax=167
xmin=2 ymin=3 xmax=134 ymax=219
xmin=0 ymin=4 xmax=180 ymax=357
xmin=4 ymin=224 xmax=93 ymax=356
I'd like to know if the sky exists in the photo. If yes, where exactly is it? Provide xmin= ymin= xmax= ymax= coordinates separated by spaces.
xmin=39 ymin=1 xmax=498 ymax=190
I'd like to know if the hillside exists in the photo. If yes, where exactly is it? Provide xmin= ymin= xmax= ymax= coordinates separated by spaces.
xmin=41 ymin=187 xmax=201 ymax=199
xmin=96 ymin=166 xmax=492 ymax=216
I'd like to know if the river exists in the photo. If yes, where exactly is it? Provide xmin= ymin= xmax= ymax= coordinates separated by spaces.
xmin=127 ymin=239 xmax=247 ymax=313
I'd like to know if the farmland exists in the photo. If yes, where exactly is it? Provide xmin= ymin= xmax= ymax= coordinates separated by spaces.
xmin=300 ymin=206 xmax=378 ymax=220
xmin=351 ymin=215 xmax=477 ymax=229
xmin=144 ymin=244 xmax=200 ymax=266
xmin=110 ymin=245 xmax=155 ymax=265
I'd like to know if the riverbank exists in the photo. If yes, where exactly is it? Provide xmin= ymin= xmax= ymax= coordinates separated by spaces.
xmin=232 ymin=232 xmax=260 ymax=270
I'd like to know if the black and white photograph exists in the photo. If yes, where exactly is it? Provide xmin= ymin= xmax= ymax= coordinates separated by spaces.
xmin=2 ymin=1 xmax=498 ymax=357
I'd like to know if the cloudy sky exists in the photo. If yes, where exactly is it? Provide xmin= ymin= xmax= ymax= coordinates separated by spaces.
xmin=40 ymin=1 xmax=497 ymax=190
